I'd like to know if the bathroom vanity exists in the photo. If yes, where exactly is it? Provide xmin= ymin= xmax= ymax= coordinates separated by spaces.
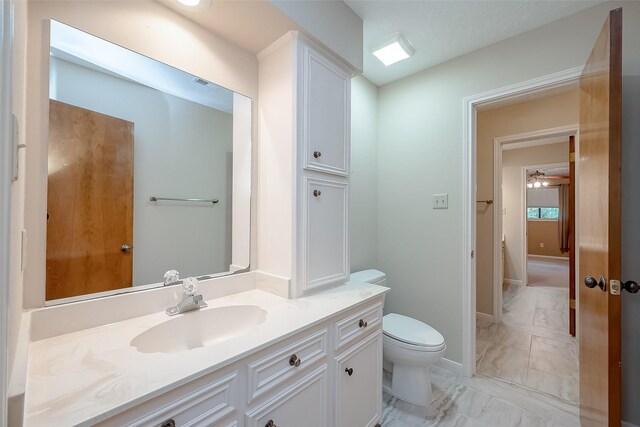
xmin=25 ymin=282 xmax=387 ymax=426
xmin=16 ymin=7 xmax=373 ymax=426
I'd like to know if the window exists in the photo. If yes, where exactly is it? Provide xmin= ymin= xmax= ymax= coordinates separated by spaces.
xmin=527 ymin=207 xmax=559 ymax=219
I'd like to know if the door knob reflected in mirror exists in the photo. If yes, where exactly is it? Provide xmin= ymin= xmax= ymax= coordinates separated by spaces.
xmin=584 ymin=276 xmax=606 ymax=291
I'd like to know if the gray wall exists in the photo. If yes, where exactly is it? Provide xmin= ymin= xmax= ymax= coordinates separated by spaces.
xmin=350 ymin=75 xmax=379 ymax=272
xmin=621 ymin=74 xmax=640 ymax=425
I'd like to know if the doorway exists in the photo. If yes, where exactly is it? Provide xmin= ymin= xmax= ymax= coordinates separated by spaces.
xmin=472 ymin=88 xmax=580 ymax=405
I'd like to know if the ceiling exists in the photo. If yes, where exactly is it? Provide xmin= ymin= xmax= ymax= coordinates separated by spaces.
xmin=344 ymin=0 xmax=603 ymax=86
xmin=159 ymin=0 xmax=302 ymax=55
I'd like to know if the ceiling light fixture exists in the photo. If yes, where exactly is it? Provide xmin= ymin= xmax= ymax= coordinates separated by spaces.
xmin=372 ymin=32 xmax=414 ymax=66
xmin=527 ymin=170 xmax=549 ymax=190
xmin=177 ymin=0 xmax=201 ymax=5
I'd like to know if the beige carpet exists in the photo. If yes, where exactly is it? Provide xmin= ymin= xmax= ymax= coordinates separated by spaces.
xmin=527 ymin=256 xmax=569 ymax=289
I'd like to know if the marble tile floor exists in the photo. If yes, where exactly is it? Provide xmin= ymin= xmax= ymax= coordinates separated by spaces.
xmin=380 ymin=366 xmax=579 ymax=427
xmin=476 ymin=283 xmax=579 ymax=404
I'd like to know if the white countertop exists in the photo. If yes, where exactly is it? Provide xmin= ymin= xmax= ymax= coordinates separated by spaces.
xmin=24 ymin=282 xmax=388 ymax=426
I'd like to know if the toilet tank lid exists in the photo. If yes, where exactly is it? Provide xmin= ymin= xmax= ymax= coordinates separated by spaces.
xmin=383 ymin=313 xmax=445 ymax=348
xmin=350 ymin=269 xmax=386 ymax=284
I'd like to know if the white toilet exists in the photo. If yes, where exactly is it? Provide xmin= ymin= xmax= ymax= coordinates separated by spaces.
xmin=350 ymin=270 xmax=446 ymax=406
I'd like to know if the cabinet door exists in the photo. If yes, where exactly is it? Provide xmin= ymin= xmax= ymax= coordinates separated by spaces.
xmin=302 ymin=177 xmax=349 ymax=294
xmin=301 ymin=43 xmax=350 ymax=176
xmin=245 ymin=366 xmax=328 ymax=427
xmin=335 ymin=331 xmax=382 ymax=427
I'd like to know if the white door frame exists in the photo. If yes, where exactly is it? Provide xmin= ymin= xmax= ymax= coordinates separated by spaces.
xmin=461 ymin=67 xmax=582 ymax=377
xmin=492 ymin=129 xmax=577 ymax=322
xmin=0 ymin=0 xmax=13 ymax=424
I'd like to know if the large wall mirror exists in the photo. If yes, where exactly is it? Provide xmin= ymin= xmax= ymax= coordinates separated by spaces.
xmin=46 ymin=20 xmax=252 ymax=304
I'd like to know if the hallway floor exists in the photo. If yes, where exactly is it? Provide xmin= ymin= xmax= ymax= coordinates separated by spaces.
xmin=380 ymin=366 xmax=579 ymax=427
xmin=476 ymin=273 xmax=578 ymax=404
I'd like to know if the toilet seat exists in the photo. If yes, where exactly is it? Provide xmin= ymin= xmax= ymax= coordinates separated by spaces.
xmin=383 ymin=313 xmax=445 ymax=352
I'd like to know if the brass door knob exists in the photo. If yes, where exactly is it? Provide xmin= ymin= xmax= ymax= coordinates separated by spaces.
xmin=313 ymin=190 xmax=321 ymax=197
xmin=345 ymin=367 xmax=354 ymax=376
xmin=359 ymin=319 xmax=368 ymax=328
xmin=289 ymin=354 xmax=301 ymax=367
xmin=313 ymin=151 xmax=322 ymax=158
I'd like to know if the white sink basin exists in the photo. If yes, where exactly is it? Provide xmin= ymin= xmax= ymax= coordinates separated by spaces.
xmin=130 ymin=305 xmax=267 ymax=354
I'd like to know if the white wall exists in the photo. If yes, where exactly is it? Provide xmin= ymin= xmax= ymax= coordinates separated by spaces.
xmin=374 ymin=1 xmax=640 ymax=378
xmin=23 ymin=0 xmax=259 ymax=308
xmin=270 ymin=0 xmax=363 ymax=72
xmin=502 ymin=144 xmax=568 ymax=282
xmin=350 ymin=75 xmax=378 ymax=272
xmin=7 ymin=0 xmax=27 ymax=399
xmin=50 ymin=57 xmax=233 ymax=287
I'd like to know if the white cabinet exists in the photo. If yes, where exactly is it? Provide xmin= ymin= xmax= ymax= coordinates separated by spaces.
xmin=100 ymin=299 xmax=384 ymax=427
xmin=245 ymin=366 xmax=328 ymax=427
xmin=301 ymin=44 xmax=350 ymax=176
xmin=302 ymin=177 xmax=349 ymax=293
xmin=334 ymin=331 xmax=383 ymax=427
xmin=258 ymin=31 xmax=353 ymax=298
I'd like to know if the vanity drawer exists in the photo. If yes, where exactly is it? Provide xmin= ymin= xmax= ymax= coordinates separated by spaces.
xmin=246 ymin=329 xmax=327 ymax=404
xmin=98 ymin=370 xmax=239 ymax=427
xmin=334 ymin=302 xmax=382 ymax=350
xmin=245 ymin=365 xmax=328 ymax=427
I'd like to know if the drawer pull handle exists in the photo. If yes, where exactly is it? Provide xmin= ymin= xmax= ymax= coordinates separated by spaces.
xmin=345 ymin=367 xmax=354 ymax=376
xmin=289 ymin=354 xmax=301 ymax=367
xmin=161 ymin=420 xmax=176 ymax=427
xmin=313 ymin=150 xmax=322 ymax=158
xmin=359 ymin=319 xmax=368 ymax=328
xmin=313 ymin=190 xmax=321 ymax=197
xmin=265 ymin=420 xmax=277 ymax=427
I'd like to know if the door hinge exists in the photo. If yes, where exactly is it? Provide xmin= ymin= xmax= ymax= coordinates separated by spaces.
xmin=471 ymin=250 xmax=474 ymax=259
xmin=569 ymin=298 xmax=576 ymax=309
xmin=569 ymin=152 xmax=576 ymax=163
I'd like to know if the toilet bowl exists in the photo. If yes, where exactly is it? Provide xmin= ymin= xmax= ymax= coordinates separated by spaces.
xmin=349 ymin=270 xmax=447 ymax=407
xmin=382 ymin=313 xmax=446 ymax=405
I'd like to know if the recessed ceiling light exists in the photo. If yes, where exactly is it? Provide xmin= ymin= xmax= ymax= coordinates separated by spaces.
xmin=170 ymin=0 xmax=211 ymax=11
xmin=372 ymin=33 xmax=414 ymax=66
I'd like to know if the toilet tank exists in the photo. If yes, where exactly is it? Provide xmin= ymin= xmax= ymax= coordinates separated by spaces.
xmin=350 ymin=269 xmax=387 ymax=286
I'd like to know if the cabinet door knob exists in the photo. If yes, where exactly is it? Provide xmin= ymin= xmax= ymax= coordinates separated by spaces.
xmin=161 ymin=420 xmax=176 ymax=427
xmin=313 ymin=150 xmax=322 ymax=158
xmin=313 ymin=190 xmax=321 ymax=197
xmin=345 ymin=367 xmax=354 ymax=376
xmin=265 ymin=420 xmax=277 ymax=427
xmin=289 ymin=354 xmax=301 ymax=367
xmin=358 ymin=319 xmax=368 ymax=328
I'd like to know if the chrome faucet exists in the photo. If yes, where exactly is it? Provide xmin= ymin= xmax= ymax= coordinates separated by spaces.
xmin=166 ymin=277 xmax=208 ymax=316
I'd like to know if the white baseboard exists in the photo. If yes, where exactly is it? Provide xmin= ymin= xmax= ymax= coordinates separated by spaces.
xmin=476 ymin=312 xmax=494 ymax=323
xmin=503 ymin=278 xmax=523 ymax=286
xmin=528 ymin=254 xmax=569 ymax=261
xmin=622 ymin=421 xmax=640 ymax=427
xmin=435 ymin=358 xmax=464 ymax=376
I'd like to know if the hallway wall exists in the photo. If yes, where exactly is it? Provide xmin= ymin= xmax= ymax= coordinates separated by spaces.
xmin=475 ymin=89 xmax=577 ymax=315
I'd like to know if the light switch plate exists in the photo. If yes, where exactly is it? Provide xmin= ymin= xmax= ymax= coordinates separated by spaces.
xmin=433 ymin=193 xmax=448 ymax=209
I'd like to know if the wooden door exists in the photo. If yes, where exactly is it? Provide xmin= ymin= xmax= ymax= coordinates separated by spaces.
xmin=47 ymin=100 xmax=134 ymax=300
xmin=578 ymin=9 xmax=622 ymax=427
xmin=569 ymin=135 xmax=576 ymax=337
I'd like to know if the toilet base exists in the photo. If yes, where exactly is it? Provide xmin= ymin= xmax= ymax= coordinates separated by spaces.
xmin=383 ymin=365 xmax=433 ymax=406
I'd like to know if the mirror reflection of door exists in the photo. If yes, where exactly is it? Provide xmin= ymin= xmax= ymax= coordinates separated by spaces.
xmin=46 ymin=99 xmax=134 ymax=300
